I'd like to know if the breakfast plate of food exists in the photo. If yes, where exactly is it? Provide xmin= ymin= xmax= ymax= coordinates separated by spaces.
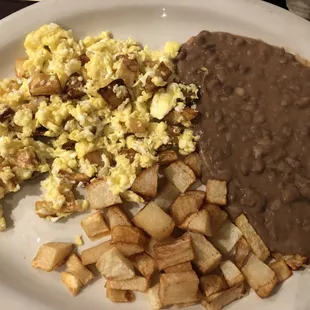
xmin=0 ymin=0 xmax=310 ymax=309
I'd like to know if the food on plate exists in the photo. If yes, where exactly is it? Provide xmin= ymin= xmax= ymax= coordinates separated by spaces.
xmin=105 ymin=205 xmax=132 ymax=228
xmin=111 ymin=225 xmax=146 ymax=248
xmin=176 ymin=30 xmax=310 ymax=256
xmin=130 ymin=252 xmax=157 ymax=279
xmin=271 ymin=253 xmax=307 ymax=270
xmin=269 ymin=258 xmax=292 ymax=283
xmin=106 ymin=288 xmax=136 ymax=303
xmin=0 ymin=23 xmax=199 ymax=224
xmin=81 ymin=240 xmax=113 ymax=265
xmin=32 ymin=242 xmax=73 ymax=272
xmin=206 ymin=179 xmax=227 ymax=206
xmin=61 ymin=271 xmax=82 ymax=296
xmin=81 ymin=210 xmax=110 ymax=240
xmin=233 ymin=237 xmax=252 ymax=269
xmin=105 ymin=276 xmax=150 ymax=292
xmin=219 ymin=260 xmax=244 ymax=288
xmin=200 ymin=274 xmax=228 ymax=301
xmin=184 ymin=152 xmax=202 ymax=177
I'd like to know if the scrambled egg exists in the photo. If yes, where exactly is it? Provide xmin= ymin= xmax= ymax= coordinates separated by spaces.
xmin=0 ymin=23 xmax=199 ymax=224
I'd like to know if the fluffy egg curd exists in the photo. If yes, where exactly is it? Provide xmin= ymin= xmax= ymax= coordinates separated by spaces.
xmin=0 ymin=23 xmax=200 ymax=229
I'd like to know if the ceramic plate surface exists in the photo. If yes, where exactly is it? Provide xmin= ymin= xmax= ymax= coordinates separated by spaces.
xmin=0 ymin=1 xmax=309 ymax=309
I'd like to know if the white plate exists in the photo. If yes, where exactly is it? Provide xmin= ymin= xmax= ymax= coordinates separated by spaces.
xmin=0 ymin=0 xmax=310 ymax=309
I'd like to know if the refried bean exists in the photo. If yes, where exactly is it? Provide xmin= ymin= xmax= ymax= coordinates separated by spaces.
xmin=176 ymin=30 xmax=310 ymax=256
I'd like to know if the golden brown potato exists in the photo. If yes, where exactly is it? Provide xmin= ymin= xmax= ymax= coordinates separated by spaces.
xmin=133 ymin=202 xmax=175 ymax=241
xmin=164 ymin=262 xmax=193 ymax=273
xmin=158 ymin=150 xmax=178 ymax=165
xmin=181 ymin=107 xmax=199 ymax=121
xmin=116 ymin=56 xmax=139 ymax=87
xmin=184 ymin=152 xmax=202 ymax=177
xmin=84 ymin=149 xmax=105 ymax=166
xmin=106 ymin=276 xmax=150 ymax=292
xmin=233 ymin=237 xmax=252 ymax=269
xmin=220 ymin=260 xmax=244 ymax=288
xmin=106 ymin=288 xmax=136 ymax=303
xmin=269 ymin=259 xmax=292 ymax=282
xmin=154 ymin=234 xmax=195 ymax=270
xmin=272 ymin=253 xmax=307 ymax=270
xmin=200 ymin=274 xmax=228 ymax=301
xmin=81 ymin=211 xmax=110 ymax=241
xmin=130 ymin=253 xmax=157 ymax=279
xmin=64 ymin=73 xmax=85 ymax=99
xmin=129 ymin=118 xmax=148 ymax=134
xmin=159 ymin=271 xmax=199 ymax=306
xmin=114 ymin=243 xmax=144 ymax=257
xmin=111 ymin=225 xmax=146 ymax=248
xmin=106 ymin=205 xmax=132 ymax=229
xmin=131 ymin=164 xmax=159 ymax=198
xmin=81 ymin=240 xmax=113 ymax=265
xmin=58 ymin=170 xmax=90 ymax=182
xmin=203 ymin=204 xmax=228 ymax=234
xmin=147 ymin=284 xmax=163 ymax=310
xmin=154 ymin=182 xmax=180 ymax=213
xmin=29 ymin=72 xmax=62 ymax=96
xmin=32 ymin=242 xmax=73 ymax=272
xmin=61 ymin=272 xmax=82 ymax=296
xmin=206 ymin=179 xmax=227 ymax=206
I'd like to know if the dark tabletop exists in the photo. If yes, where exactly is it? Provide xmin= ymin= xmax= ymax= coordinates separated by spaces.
xmin=0 ymin=0 xmax=288 ymax=20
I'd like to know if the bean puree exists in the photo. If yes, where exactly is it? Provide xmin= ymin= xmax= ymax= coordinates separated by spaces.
xmin=176 ymin=31 xmax=310 ymax=255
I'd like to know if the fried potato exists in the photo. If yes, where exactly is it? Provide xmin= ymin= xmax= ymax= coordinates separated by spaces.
xmin=220 ymin=260 xmax=244 ymax=288
xmin=158 ymin=150 xmax=178 ymax=165
xmin=205 ymin=283 xmax=245 ymax=310
xmin=64 ymin=72 xmax=85 ymax=99
xmin=66 ymin=253 xmax=94 ymax=285
xmin=165 ymin=262 xmax=193 ymax=273
xmin=159 ymin=271 xmax=199 ymax=306
xmin=29 ymin=72 xmax=61 ymax=96
xmin=81 ymin=211 xmax=110 ymax=241
xmin=154 ymin=234 xmax=195 ymax=270
xmin=209 ymin=220 xmax=242 ymax=255
xmin=206 ymin=179 xmax=227 ymax=206
xmin=184 ymin=152 xmax=202 ymax=177
xmin=272 ymin=253 xmax=307 ymax=270
xmin=96 ymin=247 xmax=135 ymax=280
xmin=81 ymin=240 xmax=113 ymax=265
xmin=106 ymin=288 xmax=136 ymax=303
xmin=241 ymin=254 xmax=277 ymax=298
xmin=170 ymin=191 xmax=205 ymax=225
xmin=32 ymin=242 xmax=73 ymax=272
xmin=269 ymin=259 xmax=292 ymax=282
xmin=111 ymin=226 xmax=146 ymax=247
xmin=61 ymin=272 xmax=82 ymax=296
xmin=106 ymin=276 xmax=150 ymax=292
xmin=233 ymin=237 xmax=252 ymax=269
xmin=164 ymin=161 xmax=196 ymax=193
xmin=106 ymin=205 xmax=132 ymax=228
xmin=130 ymin=253 xmax=157 ymax=279
xmin=200 ymin=275 xmax=228 ymax=301
xmin=15 ymin=58 xmax=27 ymax=78
xmin=188 ymin=232 xmax=222 ymax=274
xmin=147 ymin=284 xmax=163 ymax=310
xmin=116 ymin=56 xmax=139 ymax=87
xmin=154 ymin=182 xmax=180 ymax=212
xmin=86 ymin=179 xmax=122 ymax=209
xmin=145 ymin=236 xmax=175 ymax=259
xmin=114 ymin=243 xmax=144 ymax=257
xmin=235 ymin=214 xmax=270 ymax=261
xmin=84 ymin=149 xmax=105 ymax=166
xmin=133 ymin=202 xmax=175 ymax=241
xmin=179 ymin=209 xmax=212 ymax=236
xmin=131 ymin=164 xmax=159 ymax=198
xmin=203 ymin=204 xmax=228 ymax=234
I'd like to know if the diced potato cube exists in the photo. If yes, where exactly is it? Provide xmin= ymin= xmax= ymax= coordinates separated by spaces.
xmin=86 ymin=179 xmax=122 ymax=209
xmin=159 ymin=271 xmax=199 ymax=306
xmin=154 ymin=182 xmax=180 ymax=212
xmin=200 ymin=274 xmax=228 ymax=301
xmin=170 ymin=191 xmax=205 ymax=225
xmin=81 ymin=211 xmax=110 ymax=241
xmin=188 ymin=232 xmax=222 ymax=274
xmin=29 ymin=72 xmax=61 ymax=96
xmin=130 ymin=253 xmax=157 ymax=279
xmin=96 ymin=247 xmax=135 ymax=280
xmin=111 ymin=225 xmax=146 ymax=247
xmin=165 ymin=262 xmax=193 ymax=273
xmin=233 ymin=237 xmax=252 ymax=269
xmin=61 ymin=272 xmax=82 ymax=296
xmin=209 ymin=220 xmax=242 ymax=255
xmin=15 ymin=58 xmax=27 ymax=78
xmin=180 ymin=209 xmax=212 ymax=236
xmin=220 ymin=260 xmax=244 ymax=287
xmin=114 ymin=243 xmax=144 ymax=257
xmin=131 ymin=164 xmax=159 ymax=198
xmin=206 ymin=179 xmax=227 ymax=206
xmin=148 ymin=284 xmax=163 ymax=310
xmin=81 ymin=240 xmax=113 ymax=265
xmin=241 ymin=254 xmax=278 ymax=298
xmin=106 ymin=205 xmax=132 ymax=228
xmin=32 ymin=242 xmax=73 ymax=272
xmin=133 ymin=202 xmax=175 ymax=241
xmin=145 ymin=237 xmax=175 ymax=259
xmin=203 ymin=204 xmax=228 ymax=234
xmin=269 ymin=259 xmax=293 ymax=282
xmin=66 ymin=253 xmax=94 ymax=285
xmin=164 ymin=161 xmax=196 ymax=193
xmin=106 ymin=288 xmax=135 ymax=303
xmin=154 ymin=235 xmax=195 ymax=270
xmin=158 ymin=150 xmax=178 ymax=165
xmin=174 ymin=301 xmax=198 ymax=308
xmin=235 ymin=214 xmax=270 ymax=261
xmin=106 ymin=276 xmax=150 ymax=292
xmin=184 ymin=152 xmax=202 ymax=177
xmin=205 ymin=283 xmax=245 ymax=310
